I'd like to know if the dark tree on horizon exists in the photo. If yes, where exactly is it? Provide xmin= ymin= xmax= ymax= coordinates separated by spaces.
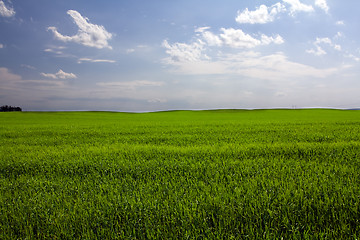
xmin=0 ymin=105 xmax=22 ymax=112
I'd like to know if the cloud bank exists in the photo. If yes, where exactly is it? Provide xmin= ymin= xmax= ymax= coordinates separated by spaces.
xmin=0 ymin=67 xmax=68 ymax=92
xmin=163 ymin=0 xmax=339 ymax=82
xmin=163 ymin=27 xmax=284 ymax=63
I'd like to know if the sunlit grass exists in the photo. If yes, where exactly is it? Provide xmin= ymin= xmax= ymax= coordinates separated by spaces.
xmin=1 ymin=109 xmax=360 ymax=239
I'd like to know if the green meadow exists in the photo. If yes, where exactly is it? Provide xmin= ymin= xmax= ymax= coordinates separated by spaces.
xmin=1 ymin=109 xmax=360 ymax=239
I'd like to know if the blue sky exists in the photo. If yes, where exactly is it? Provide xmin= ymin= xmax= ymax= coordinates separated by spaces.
xmin=1 ymin=0 xmax=360 ymax=111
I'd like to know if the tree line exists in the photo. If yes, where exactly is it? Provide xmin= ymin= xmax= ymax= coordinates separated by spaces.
xmin=0 ymin=105 xmax=22 ymax=112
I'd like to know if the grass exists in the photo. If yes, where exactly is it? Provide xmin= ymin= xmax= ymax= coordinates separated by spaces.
xmin=0 ymin=109 xmax=360 ymax=239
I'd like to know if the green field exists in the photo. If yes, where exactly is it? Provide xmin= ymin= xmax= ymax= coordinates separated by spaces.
xmin=1 ymin=109 xmax=360 ymax=239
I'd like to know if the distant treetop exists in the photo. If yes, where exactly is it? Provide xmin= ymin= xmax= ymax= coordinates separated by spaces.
xmin=0 ymin=105 xmax=22 ymax=112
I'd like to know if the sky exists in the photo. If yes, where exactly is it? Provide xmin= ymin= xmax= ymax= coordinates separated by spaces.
xmin=1 ymin=0 xmax=360 ymax=111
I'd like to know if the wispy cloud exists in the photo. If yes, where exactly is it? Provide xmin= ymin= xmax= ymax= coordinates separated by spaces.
xmin=345 ymin=54 xmax=360 ymax=62
xmin=147 ymin=98 xmax=167 ymax=103
xmin=0 ymin=67 xmax=68 ymax=91
xmin=335 ymin=32 xmax=343 ymax=39
xmin=43 ymin=46 xmax=76 ymax=59
xmin=235 ymin=3 xmax=286 ymax=24
xmin=0 ymin=43 xmax=3 ymax=48
xmin=163 ymin=50 xmax=338 ymax=80
xmin=44 ymin=47 xmax=65 ymax=55
xmin=41 ymin=69 xmax=77 ymax=79
xmin=126 ymin=49 xmax=135 ymax=54
xmin=48 ymin=10 xmax=112 ymax=49
xmin=125 ymin=45 xmax=150 ymax=54
xmin=97 ymin=80 xmax=164 ymax=90
xmin=306 ymin=45 xmax=327 ymax=56
xmin=77 ymin=58 xmax=116 ymax=64
xmin=315 ymin=0 xmax=329 ymax=13
xmin=282 ymin=0 xmax=314 ymax=15
xmin=0 ymin=67 xmax=166 ymax=110
xmin=307 ymin=37 xmax=341 ymax=56
xmin=0 ymin=1 xmax=15 ymax=17
xmin=21 ymin=64 xmax=36 ymax=70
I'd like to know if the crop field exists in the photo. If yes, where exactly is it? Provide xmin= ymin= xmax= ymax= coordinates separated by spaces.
xmin=1 ymin=109 xmax=360 ymax=239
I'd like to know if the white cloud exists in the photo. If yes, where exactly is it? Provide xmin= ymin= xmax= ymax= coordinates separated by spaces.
xmin=44 ymin=48 xmax=64 ymax=55
xmin=336 ymin=21 xmax=345 ymax=26
xmin=43 ymin=46 xmax=78 ymax=59
xmin=0 ymin=67 xmax=21 ymax=82
xmin=162 ymin=39 xmax=208 ymax=63
xmin=315 ymin=0 xmax=329 ymax=13
xmin=163 ymin=51 xmax=338 ymax=80
xmin=195 ymin=27 xmax=211 ymax=33
xmin=196 ymin=27 xmax=284 ymax=49
xmin=334 ymin=45 xmax=342 ymax=51
xmin=307 ymin=37 xmax=342 ymax=56
xmin=48 ymin=10 xmax=112 ymax=49
xmin=282 ymin=0 xmax=314 ymax=15
xmin=21 ymin=64 xmax=36 ymax=70
xmin=0 ymin=1 xmax=15 ymax=17
xmin=41 ymin=69 xmax=77 ymax=79
xmin=261 ymin=34 xmax=284 ymax=45
xmin=235 ymin=3 xmax=286 ymax=24
xmin=77 ymin=58 xmax=116 ymax=63
xmin=228 ymin=52 xmax=338 ymax=79
xmin=0 ymin=43 xmax=3 ymax=48
xmin=44 ymin=46 xmax=67 ymax=54
xmin=125 ymin=45 xmax=150 ymax=54
xmin=235 ymin=0 xmax=321 ymax=23
xmin=0 ymin=67 xmax=68 ymax=92
xmin=196 ymin=27 xmax=222 ymax=46
xmin=219 ymin=28 xmax=284 ymax=48
xmin=306 ymin=46 xmax=326 ymax=56
xmin=163 ymin=28 xmax=284 ymax=66
xmin=40 ymin=73 xmax=59 ymax=79
xmin=147 ymin=98 xmax=167 ymax=103
xmin=0 ymin=67 xmax=167 ymax=110
xmin=97 ymin=80 xmax=164 ymax=90
xmin=345 ymin=54 xmax=360 ymax=62
xmin=126 ymin=48 xmax=135 ymax=54
xmin=220 ymin=28 xmax=261 ymax=48
xmin=335 ymin=32 xmax=343 ymax=39
xmin=315 ymin=37 xmax=332 ymax=45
